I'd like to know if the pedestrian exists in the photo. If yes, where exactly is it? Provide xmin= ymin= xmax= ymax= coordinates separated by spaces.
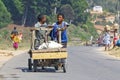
xmin=10 ymin=27 xmax=20 ymax=50
xmin=51 ymin=13 xmax=69 ymax=48
xmin=13 ymin=33 xmax=20 ymax=50
xmin=10 ymin=27 xmax=18 ymax=40
xmin=113 ymin=29 xmax=119 ymax=48
xmin=116 ymin=35 xmax=120 ymax=47
xmin=97 ymin=34 xmax=104 ymax=46
xmin=103 ymin=30 xmax=111 ymax=51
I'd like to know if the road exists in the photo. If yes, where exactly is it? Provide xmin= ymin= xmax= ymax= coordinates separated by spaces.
xmin=0 ymin=46 xmax=120 ymax=80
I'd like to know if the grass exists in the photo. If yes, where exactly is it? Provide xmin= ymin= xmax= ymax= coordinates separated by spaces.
xmin=0 ymin=25 xmax=31 ymax=50
xmin=108 ymin=47 xmax=120 ymax=58
xmin=0 ymin=23 xmax=98 ymax=50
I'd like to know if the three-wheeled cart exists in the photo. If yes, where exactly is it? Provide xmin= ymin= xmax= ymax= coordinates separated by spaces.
xmin=28 ymin=27 xmax=68 ymax=72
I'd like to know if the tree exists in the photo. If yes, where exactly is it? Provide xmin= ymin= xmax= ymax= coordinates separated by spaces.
xmin=60 ymin=4 xmax=75 ymax=22
xmin=2 ymin=0 xmax=24 ymax=25
xmin=0 ymin=0 xmax=12 ymax=28
xmin=1 ymin=0 xmax=90 ymax=26
xmin=70 ymin=0 xmax=89 ymax=24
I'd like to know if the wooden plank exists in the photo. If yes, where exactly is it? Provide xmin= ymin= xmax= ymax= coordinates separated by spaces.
xmin=31 ymin=30 xmax=35 ymax=49
xmin=30 ymin=27 xmax=53 ymax=31
xmin=32 ymin=52 xmax=67 ymax=59
xmin=59 ymin=30 xmax=61 ymax=43
xmin=32 ymin=48 xmax=67 ymax=53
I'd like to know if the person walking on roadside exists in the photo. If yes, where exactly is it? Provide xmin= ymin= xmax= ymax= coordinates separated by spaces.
xmin=116 ymin=35 xmax=120 ymax=47
xmin=103 ymin=30 xmax=111 ymax=51
xmin=10 ymin=27 xmax=18 ymax=40
xmin=10 ymin=27 xmax=20 ymax=50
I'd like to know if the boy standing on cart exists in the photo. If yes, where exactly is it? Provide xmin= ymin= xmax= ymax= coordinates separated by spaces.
xmin=34 ymin=14 xmax=48 ymax=49
xmin=51 ymin=13 xmax=69 ymax=48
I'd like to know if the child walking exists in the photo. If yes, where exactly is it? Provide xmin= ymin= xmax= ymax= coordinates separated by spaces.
xmin=103 ymin=30 xmax=111 ymax=51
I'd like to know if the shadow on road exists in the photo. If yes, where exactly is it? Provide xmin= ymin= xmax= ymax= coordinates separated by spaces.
xmin=15 ymin=67 xmax=61 ymax=73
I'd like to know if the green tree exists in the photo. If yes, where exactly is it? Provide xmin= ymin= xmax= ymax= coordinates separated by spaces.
xmin=0 ymin=0 xmax=12 ymax=28
xmin=2 ymin=0 xmax=24 ymax=25
xmin=72 ymin=0 xmax=88 ymax=24
xmin=60 ymin=4 xmax=75 ymax=22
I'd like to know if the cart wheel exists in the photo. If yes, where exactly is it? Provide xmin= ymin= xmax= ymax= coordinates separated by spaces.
xmin=63 ymin=64 xmax=66 ymax=73
xmin=28 ymin=58 xmax=32 ymax=70
xmin=42 ymin=66 xmax=45 ymax=70
xmin=54 ymin=66 xmax=58 ymax=70
xmin=33 ymin=60 xmax=37 ymax=72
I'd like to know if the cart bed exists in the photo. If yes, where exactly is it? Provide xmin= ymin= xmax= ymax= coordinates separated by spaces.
xmin=30 ymin=48 xmax=67 ymax=59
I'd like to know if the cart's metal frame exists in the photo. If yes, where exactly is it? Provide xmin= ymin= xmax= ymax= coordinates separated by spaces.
xmin=28 ymin=27 xmax=67 ymax=72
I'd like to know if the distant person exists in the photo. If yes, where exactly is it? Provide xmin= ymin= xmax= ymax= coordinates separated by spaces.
xmin=113 ymin=29 xmax=119 ymax=48
xmin=13 ymin=34 xmax=20 ymax=50
xmin=51 ymin=13 xmax=69 ymax=48
xmin=11 ymin=27 xmax=18 ymax=35
xmin=116 ymin=35 xmax=120 ymax=47
xmin=103 ymin=30 xmax=111 ymax=51
xmin=10 ymin=27 xmax=18 ymax=40
xmin=11 ymin=27 xmax=22 ymax=50
xmin=97 ymin=35 xmax=104 ymax=46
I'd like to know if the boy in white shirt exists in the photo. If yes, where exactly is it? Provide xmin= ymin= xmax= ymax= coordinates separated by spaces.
xmin=34 ymin=14 xmax=47 ymax=49
xmin=103 ymin=31 xmax=111 ymax=51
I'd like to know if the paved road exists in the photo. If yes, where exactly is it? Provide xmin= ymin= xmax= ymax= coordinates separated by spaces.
xmin=0 ymin=46 xmax=120 ymax=80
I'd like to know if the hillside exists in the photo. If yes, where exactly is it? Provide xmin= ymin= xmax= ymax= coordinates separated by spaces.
xmin=87 ymin=0 xmax=119 ymax=13
xmin=0 ymin=23 xmax=97 ymax=50
xmin=0 ymin=24 xmax=31 ymax=50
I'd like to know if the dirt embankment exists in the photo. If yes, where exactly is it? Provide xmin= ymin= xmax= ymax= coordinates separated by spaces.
xmin=98 ymin=46 xmax=120 ymax=59
xmin=0 ymin=24 xmax=30 ymax=67
xmin=107 ymin=47 xmax=120 ymax=58
xmin=0 ymin=50 xmax=27 ymax=68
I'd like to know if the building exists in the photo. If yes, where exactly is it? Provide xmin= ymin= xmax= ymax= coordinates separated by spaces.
xmin=93 ymin=6 xmax=103 ymax=13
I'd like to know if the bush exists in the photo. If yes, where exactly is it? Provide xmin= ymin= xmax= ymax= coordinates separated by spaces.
xmin=0 ymin=0 xmax=12 ymax=28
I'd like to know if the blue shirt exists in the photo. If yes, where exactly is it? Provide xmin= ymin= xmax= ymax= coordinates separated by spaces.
xmin=51 ymin=21 xmax=68 ymax=43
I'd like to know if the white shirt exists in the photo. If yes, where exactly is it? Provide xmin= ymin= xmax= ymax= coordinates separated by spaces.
xmin=35 ymin=22 xmax=47 ymax=28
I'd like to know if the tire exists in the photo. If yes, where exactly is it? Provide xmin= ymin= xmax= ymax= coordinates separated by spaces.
xmin=28 ymin=58 xmax=32 ymax=70
xmin=54 ymin=66 xmax=58 ymax=70
xmin=63 ymin=64 xmax=66 ymax=73
xmin=42 ymin=66 xmax=45 ymax=70
xmin=33 ymin=60 xmax=37 ymax=72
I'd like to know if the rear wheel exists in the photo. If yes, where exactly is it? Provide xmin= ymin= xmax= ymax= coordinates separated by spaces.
xmin=54 ymin=65 xmax=58 ymax=70
xmin=63 ymin=64 xmax=66 ymax=73
xmin=33 ymin=60 xmax=37 ymax=72
xmin=28 ymin=58 xmax=32 ymax=70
